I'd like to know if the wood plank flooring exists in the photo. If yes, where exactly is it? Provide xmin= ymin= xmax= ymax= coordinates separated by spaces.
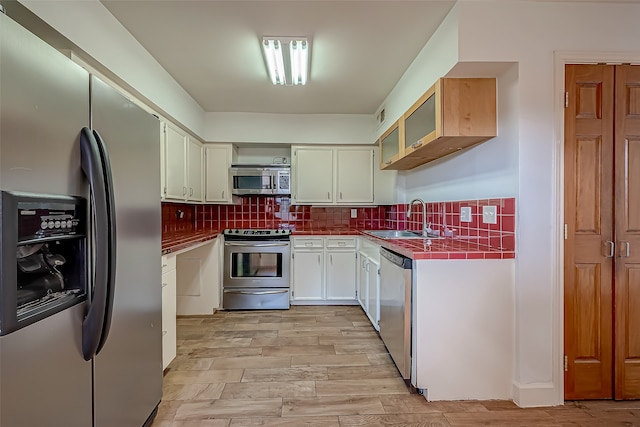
xmin=152 ymin=305 xmax=640 ymax=426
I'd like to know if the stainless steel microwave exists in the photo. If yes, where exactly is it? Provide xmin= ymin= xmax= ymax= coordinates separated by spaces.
xmin=230 ymin=164 xmax=291 ymax=195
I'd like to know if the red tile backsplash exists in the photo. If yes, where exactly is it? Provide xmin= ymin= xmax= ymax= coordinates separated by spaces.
xmin=190 ymin=197 xmax=388 ymax=231
xmin=386 ymin=197 xmax=516 ymax=251
xmin=162 ymin=202 xmax=196 ymax=234
xmin=162 ymin=196 xmax=516 ymax=254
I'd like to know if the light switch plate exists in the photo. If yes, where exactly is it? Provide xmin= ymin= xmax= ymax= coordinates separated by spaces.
xmin=351 ymin=209 xmax=358 ymax=218
xmin=460 ymin=207 xmax=471 ymax=223
xmin=482 ymin=205 xmax=497 ymax=224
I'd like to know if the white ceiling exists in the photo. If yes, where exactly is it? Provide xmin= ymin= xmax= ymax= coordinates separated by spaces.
xmin=99 ymin=1 xmax=456 ymax=115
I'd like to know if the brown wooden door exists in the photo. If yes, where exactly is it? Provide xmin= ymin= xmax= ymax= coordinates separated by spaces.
xmin=565 ymin=64 xmax=640 ymax=400
xmin=564 ymin=64 xmax=615 ymax=399
xmin=614 ymin=65 xmax=640 ymax=399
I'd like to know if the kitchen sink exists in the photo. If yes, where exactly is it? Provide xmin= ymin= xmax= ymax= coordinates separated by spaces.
xmin=363 ymin=230 xmax=443 ymax=240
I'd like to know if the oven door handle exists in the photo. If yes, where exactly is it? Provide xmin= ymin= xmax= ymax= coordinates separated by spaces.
xmin=223 ymin=289 xmax=289 ymax=295
xmin=224 ymin=242 xmax=290 ymax=247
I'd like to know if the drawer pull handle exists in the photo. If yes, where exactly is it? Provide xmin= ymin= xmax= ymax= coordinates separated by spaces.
xmin=412 ymin=141 xmax=423 ymax=149
xmin=338 ymin=242 xmax=346 ymax=246
xmin=305 ymin=242 xmax=313 ymax=246
xmin=605 ymin=241 xmax=615 ymax=258
xmin=620 ymin=241 xmax=630 ymax=258
xmin=162 ymin=282 xmax=168 ymax=288
xmin=161 ymin=264 xmax=168 ymax=268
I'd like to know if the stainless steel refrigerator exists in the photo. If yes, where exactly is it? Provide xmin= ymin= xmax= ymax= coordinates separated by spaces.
xmin=0 ymin=11 xmax=162 ymax=427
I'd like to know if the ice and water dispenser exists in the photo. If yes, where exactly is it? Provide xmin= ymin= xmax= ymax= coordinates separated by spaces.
xmin=0 ymin=191 xmax=87 ymax=335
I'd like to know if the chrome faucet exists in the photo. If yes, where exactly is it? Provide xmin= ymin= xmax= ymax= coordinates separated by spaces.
xmin=407 ymin=198 xmax=430 ymax=237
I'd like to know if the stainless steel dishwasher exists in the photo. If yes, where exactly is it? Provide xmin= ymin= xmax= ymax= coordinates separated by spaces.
xmin=379 ymin=247 xmax=412 ymax=381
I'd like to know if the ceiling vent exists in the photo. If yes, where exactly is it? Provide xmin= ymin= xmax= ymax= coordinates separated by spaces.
xmin=376 ymin=106 xmax=386 ymax=128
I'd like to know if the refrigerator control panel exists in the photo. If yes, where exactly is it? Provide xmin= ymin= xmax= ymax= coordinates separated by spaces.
xmin=16 ymin=197 xmax=86 ymax=243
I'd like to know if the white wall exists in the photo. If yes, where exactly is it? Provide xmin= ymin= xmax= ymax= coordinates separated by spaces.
xmin=376 ymin=5 xmax=460 ymax=134
xmin=205 ymin=112 xmax=376 ymax=144
xmin=19 ymin=0 xmax=207 ymax=138
xmin=380 ymin=0 xmax=640 ymax=407
xmin=458 ymin=0 xmax=640 ymax=407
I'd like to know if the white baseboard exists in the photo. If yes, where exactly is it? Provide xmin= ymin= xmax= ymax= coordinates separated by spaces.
xmin=512 ymin=382 xmax=562 ymax=408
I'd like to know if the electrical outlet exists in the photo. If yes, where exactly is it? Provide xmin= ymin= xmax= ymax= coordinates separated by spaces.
xmin=482 ymin=205 xmax=497 ymax=224
xmin=351 ymin=209 xmax=358 ymax=218
xmin=460 ymin=207 xmax=471 ymax=222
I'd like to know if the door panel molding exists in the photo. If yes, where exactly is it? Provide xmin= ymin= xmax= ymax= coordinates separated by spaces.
xmin=553 ymin=51 xmax=640 ymax=406
xmin=564 ymin=64 xmax=614 ymax=400
xmin=614 ymin=65 xmax=640 ymax=399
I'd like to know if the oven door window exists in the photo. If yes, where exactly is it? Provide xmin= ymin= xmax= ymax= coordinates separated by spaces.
xmin=231 ymin=252 xmax=282 ymax=278
xmin=233 ymin=175 xmax=272 ymax=191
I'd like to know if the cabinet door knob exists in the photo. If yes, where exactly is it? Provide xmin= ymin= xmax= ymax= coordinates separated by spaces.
xmin=412 ymin=141 xmax=423 ymax=149
xmin=384 ymin=160 xmax=392 ymax=165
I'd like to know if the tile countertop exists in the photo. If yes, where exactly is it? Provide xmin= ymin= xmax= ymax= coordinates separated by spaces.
xmin=161 ymin=229 xmax=221 ymax=255
xmin=295 ymin=230 xmax=515 ymax=261
xmin=161 ymin=228 xmax=515 ymax=260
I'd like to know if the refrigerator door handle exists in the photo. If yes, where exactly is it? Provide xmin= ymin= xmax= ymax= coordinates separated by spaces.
xmin=80 ymin=127 xmax=109 ymax=360
xmin=92 ymin=130 xmax=116 ymax=355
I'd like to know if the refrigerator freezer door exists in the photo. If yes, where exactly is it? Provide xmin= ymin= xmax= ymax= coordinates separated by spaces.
xmin=0 ymin=12 xmax=92 ymax=427
xmin=0 ymin=12 xmax=89 ymax=196
xmin=0 ymin=304 xmax=92 ymax=426
xmin=89 ymin=76 xmax=163 ymax=427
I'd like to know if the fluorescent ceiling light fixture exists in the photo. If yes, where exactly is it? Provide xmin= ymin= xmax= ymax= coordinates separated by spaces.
xmin=262 ymin=37 xmax=309 ymax=86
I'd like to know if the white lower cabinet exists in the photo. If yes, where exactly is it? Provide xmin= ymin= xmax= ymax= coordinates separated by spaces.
xmin=161 ymin=254 xmax=177 ymax=370
xmin=358 ymin=239 xmax=382 ymax=331
xmin=357 ymin=252 xmax=368 ymax=311
xmin=366 ymin=258 xmax=380 ymax=331
xmin=291 ymin=250 xmax=324 ymax=301
xmin=291 ymin=236 xmax=357 ymax=303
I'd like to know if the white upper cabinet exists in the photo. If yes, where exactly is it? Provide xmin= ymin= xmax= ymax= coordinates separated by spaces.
xmin=336 ymin=148 xmax=374 ymax=204
xmin=163 ymin=122 xmax=188 ymax=201
xmin=205 ymin=144 xmax=235 ymax=203
xmin=162 ymin=121 xmax=204 ymax=202
xmin=186 ymin=137 xmax=203 ymax=202
xmin=292 ymin=146 xmax=380 ymax=205
xmin=291 ymin=147 xmax=334 ymax=204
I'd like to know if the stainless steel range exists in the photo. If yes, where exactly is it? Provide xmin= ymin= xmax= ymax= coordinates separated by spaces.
xmin=222 ymin=229 xmax=291 ymax=310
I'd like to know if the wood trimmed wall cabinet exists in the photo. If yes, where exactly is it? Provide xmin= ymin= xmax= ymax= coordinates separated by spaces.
xmin=379 ymin=78 xmax=497 ymax=170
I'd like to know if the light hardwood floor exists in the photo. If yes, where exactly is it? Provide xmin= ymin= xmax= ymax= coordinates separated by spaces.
xmin=152 ymin=305 xmax=640 ymax=426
